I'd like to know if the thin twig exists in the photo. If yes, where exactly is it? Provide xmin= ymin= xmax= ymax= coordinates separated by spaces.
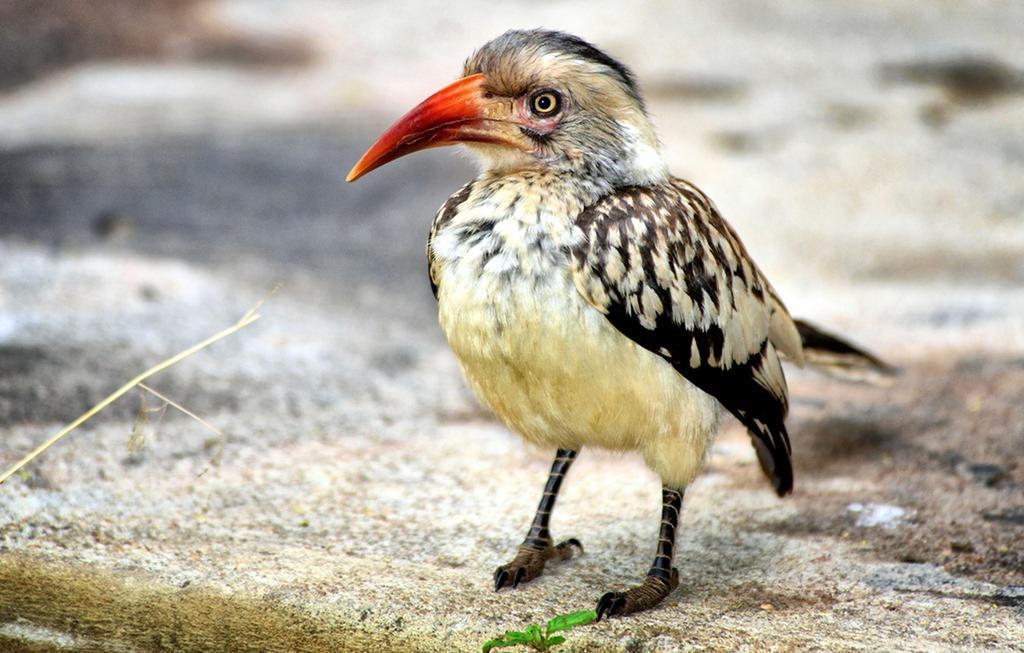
xmin=0 ymin=309 xmax=261 ymax=485
xmin=137 ymin=383 xmax=223 ymax=437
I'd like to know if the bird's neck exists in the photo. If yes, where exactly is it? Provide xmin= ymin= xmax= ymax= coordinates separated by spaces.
xmin=432 ymin=171 xmax=596 ymax=259
xmin=475 ymin=169 xmax=612 ymax=211
xmin=614 ymin=121 xmax=669 ymax=187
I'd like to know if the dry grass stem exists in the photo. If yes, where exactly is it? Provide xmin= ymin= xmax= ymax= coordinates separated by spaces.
xmin=0 ymin=308 xmax=262 ymax=485
xmin=137 ymin=383 xmax=224 ymax=437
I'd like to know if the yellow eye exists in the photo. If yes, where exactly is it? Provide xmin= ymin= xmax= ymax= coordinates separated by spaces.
xmin=530 ymin=91 xmax=561 ymax=116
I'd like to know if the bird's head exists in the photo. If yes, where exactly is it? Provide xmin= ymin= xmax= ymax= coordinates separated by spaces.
xmin=346 ymin=29 xmax=666 ymax=189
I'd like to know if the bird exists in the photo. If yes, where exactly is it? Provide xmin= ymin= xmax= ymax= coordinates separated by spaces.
xmin=346 ymin=29 xmax=891 ymax=619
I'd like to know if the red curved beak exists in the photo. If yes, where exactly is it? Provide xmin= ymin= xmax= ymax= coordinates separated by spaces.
xmin=346 ymin=73 xmax=521 ymax=182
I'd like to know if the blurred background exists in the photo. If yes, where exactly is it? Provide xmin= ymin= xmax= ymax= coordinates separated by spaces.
xmin=1 ymin=2 xmax=1022 ymax=651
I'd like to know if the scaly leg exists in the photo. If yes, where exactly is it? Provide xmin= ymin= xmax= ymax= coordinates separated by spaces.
xmin=596 ymin=486 xmax=684 ymax=619
xmin=494 ymin=449 xmax=583 ymax=590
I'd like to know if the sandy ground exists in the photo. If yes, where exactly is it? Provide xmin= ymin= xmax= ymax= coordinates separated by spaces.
xmin=1 ymin=1 xmax=1023 ymax=651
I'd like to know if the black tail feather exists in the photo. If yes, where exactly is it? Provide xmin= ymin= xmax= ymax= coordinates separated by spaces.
xmin=792 ymin=319 xmax=897 ymax=383
xmin=751 ymin=425 xmax=793 ymax=497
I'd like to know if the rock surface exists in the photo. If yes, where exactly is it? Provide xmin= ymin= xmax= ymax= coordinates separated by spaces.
xmin=1 ymin=2 xmax=1023 ymax=651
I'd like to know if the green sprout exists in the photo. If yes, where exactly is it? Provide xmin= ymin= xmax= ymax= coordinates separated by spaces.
xmin=482 ymin=609 xmax=597 ymax=652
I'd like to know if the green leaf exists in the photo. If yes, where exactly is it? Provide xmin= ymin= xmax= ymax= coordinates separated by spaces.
xmin=482 ymin=629 xmax=537 ymax=652
xmin=502 ymin=630 xmax=531 ymax=645
xmin=524 ymin=623 xmax=543 ymax=644
xmin=546 ymin=635 xmax=566 ymax=648
xmin=546 ymin=609 xmax=598 ymax=634
xmin=545 ymin=618 xmax=568 ymax=634
xmin=481 ymin=638 xmax=512 ymax=653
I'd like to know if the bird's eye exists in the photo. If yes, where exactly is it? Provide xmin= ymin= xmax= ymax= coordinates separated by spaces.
xmin=530 ymin=90 xmax=561 ymax=116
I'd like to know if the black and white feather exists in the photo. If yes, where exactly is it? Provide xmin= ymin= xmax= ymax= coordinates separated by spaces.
xmin=569 ymin=178 xmax=805 ymax=495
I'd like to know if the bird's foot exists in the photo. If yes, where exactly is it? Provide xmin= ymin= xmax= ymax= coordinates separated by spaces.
xmin=595 ymin=568 xmax=679 ymax=620
xmin=493 ymin=538 xmax=583 ymax=590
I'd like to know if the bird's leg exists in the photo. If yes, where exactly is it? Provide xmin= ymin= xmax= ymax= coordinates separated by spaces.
xmin=494 ymin=449 xmax=583 ymax=590
xmin=596 ymin=486 xmax=684 ymax=619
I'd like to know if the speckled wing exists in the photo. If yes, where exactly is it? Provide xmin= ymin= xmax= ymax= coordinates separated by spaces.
xmin=570 ymin=179 xmax=803 ymax=496
xmin=427 ymin=183 xmax=473 ymax=299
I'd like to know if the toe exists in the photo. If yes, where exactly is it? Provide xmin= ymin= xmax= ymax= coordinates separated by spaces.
xmin=493 ymin=538 xmax=582 ymax=591
xmin=494 ymin=567 xmax=510 ymax=591
xmin=595 ymin=591 xmax=626 ymax=621
xmin=595 ymin=576 xmax=676 ymax=618
xmin=511 ymin=566 xmax=526 ymax=588
xmin=554 ymin=537 xmax=584 ymax=559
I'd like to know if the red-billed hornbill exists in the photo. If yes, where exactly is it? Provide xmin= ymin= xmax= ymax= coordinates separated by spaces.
xmin=347 ymin=29 xmax=890 ymax=618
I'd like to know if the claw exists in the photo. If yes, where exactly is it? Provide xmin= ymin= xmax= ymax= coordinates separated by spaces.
xmin=559 ymin=537 xmax=584 ymax=555
xmin=512 ymin=567 xmax=526 ymax=588
xmin=494 ymin=568 xmax=509 ymax=591
xmin=595 ymin=591 xmax=625 ymax=621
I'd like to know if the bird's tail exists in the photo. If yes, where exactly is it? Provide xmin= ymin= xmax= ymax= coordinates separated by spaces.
xmin=790 ymin=319 xmax=897 ymax=384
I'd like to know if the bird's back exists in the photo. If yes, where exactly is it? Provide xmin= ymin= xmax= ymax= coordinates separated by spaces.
xmin=570 ymin=177 xmax=800 ymax=494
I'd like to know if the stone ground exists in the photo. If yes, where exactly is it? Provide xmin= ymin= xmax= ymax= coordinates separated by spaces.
xmin=1 ymin=1 xmax=1023 ymax=651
